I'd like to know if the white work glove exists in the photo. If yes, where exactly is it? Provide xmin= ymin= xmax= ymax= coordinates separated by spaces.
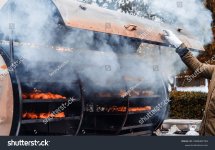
xmin=163 ymin=30 xmax=183 ymax=48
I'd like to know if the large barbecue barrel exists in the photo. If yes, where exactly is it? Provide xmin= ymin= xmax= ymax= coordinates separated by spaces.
xmin=0 ymin=0 xmax=204 ymax=136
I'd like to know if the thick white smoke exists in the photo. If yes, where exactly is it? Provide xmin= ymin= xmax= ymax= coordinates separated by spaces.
xmin=0 ymin=0 xmax=213 ymax=93
xmin=148 ymin=0 xmax=213 ymax=44
xmin=76 ymin=0 xmax=213 ymax=90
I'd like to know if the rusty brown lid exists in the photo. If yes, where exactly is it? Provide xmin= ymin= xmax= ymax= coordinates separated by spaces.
xmin=53 ymin=0 xmax=204 ymax=51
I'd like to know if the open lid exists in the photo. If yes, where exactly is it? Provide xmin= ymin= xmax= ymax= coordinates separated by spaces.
xmin=0 ymin=0 xmax=205 ymax=51
xmin=53 ymin=0 xmax=205 ymax=51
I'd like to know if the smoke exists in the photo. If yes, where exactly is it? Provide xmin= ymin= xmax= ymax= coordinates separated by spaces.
xmin=75 ymin=0 xmax=213 ymax=90
xmin=81 ymin=0 xmax=213 ymax=45
xmin=147 ymin=0 xmax=213 ymax=45
xmin=0 ymin=0 xmax=212 ymax=96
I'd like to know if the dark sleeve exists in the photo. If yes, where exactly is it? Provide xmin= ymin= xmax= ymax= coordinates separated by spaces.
xmin=176 ymin=43 xmax=189 ymax=57
xmin=176 ymin=44 xmax=215 ymax=80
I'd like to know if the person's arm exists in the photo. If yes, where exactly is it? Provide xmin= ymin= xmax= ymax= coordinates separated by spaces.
xmin=163 ymin=30 xmax=214 ymax=80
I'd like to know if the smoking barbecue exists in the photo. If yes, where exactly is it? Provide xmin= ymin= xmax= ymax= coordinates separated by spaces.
xmin=0 ymin=0 xmax=204 ymax=136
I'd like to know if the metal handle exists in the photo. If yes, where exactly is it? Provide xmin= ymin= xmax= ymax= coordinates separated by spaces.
xmin=124 ymin=24 xmax=137 ymax=31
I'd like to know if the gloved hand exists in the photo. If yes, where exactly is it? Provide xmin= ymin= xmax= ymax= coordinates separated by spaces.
xmin=163 ymin=29 xmax=189 ymax=57
xmin=163 ymin=30 xmax=183 ymax=48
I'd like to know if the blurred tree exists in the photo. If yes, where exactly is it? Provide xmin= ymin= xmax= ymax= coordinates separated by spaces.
xmin=203 ymin=0 xmax=215 ymax=64
xmin=78 ymin=0 xmax=164 ymax=21
xmin=78 ymin=0 xmax=118 ymax=10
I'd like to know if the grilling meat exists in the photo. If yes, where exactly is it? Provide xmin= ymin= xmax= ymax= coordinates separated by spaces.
xmin=93 ymin=106 xmax=152 ymax=113
xmin=109 ymin=106 xmax=152 ymax=112
xmin=54 ymin=112 xmax=65 ymax=118
xmin=96 ymin=90 xmax=155 ymax=98
xmin=22 ymin=92 xmax=66 ymax=100
xmin=22 ymin=112 xmax=65 ymax=119
xmin=22 ymin=112 xmax=38 ymax=119
xmin=128 ymin=106 xmax=152 ymax=112
xmin=39 ymin=113 xmax=52 ymax=119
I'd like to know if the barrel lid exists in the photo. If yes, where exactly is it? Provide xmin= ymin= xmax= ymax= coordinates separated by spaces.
xmin=53 ymin=0 xmax=204 ymax=51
